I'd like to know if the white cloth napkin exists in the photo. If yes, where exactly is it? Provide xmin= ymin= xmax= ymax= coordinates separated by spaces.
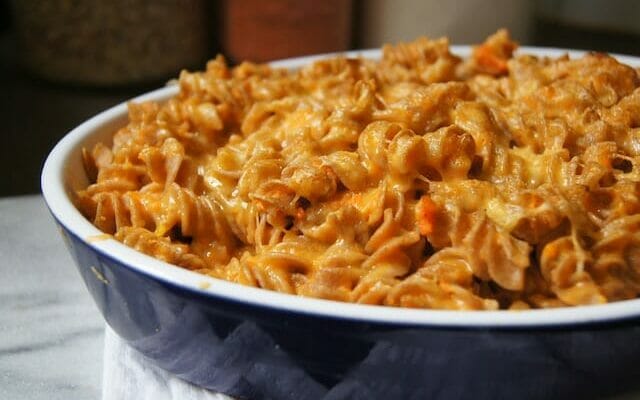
xmin=102 ymin=326 xmax=235 ymax=400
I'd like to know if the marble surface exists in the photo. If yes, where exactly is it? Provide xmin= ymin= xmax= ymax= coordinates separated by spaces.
xmin=0 ymin=195 xmax=104 ymax=399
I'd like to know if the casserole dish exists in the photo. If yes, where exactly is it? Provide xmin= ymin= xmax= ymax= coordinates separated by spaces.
xmin=42 ymin=47 xmax=640 ymax=400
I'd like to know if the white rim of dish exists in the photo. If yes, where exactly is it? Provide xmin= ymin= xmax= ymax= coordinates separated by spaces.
xmin=42 ymin=46 xmax=640 ymax=328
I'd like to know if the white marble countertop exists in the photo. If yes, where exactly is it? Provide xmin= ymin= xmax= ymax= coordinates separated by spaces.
xmin=0 ymin=195 xmax=104 ymax=399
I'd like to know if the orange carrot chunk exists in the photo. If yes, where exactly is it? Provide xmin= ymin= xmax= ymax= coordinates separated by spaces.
xmin=416 ymin=196 xmax=438 ymax=236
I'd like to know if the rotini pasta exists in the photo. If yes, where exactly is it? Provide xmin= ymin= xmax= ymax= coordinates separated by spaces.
xmin=77 ymin=30 xmax=640 ymax=310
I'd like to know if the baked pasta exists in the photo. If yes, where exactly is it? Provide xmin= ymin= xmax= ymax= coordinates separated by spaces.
xmin=76 ymin=30 xmax=640 ymax=310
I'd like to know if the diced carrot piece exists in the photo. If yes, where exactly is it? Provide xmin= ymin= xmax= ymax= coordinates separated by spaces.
xmin=471 ymin=29 xmax=517 ymax=76
xmin=474 ymin=45 xmax=509 ymax=75
xmin=416 ymin=196 xmax=438 ymax=236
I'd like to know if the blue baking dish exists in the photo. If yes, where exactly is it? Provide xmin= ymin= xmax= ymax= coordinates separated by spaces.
xmin=42 ymin=48 xmax=640 ymax=400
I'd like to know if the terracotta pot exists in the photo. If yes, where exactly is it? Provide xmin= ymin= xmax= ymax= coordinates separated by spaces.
xmin=222 ymin=0 xmax=353 ymax=63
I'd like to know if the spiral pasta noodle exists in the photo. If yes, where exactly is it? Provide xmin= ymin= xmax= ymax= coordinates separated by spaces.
xmin=77 ymin=30 xmax=640 ymax=310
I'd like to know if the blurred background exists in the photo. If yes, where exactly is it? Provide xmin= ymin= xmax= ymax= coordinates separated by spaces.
xmin=1 ymin=0 xmax=639 ymax=196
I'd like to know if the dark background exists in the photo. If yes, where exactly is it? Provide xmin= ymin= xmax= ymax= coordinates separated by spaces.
xmin=1 ymin=0 xmax=639 ymax=197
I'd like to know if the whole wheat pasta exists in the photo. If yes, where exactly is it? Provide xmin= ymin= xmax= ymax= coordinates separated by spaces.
xmin=77 ymin=30 xmax=640 ymax=310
